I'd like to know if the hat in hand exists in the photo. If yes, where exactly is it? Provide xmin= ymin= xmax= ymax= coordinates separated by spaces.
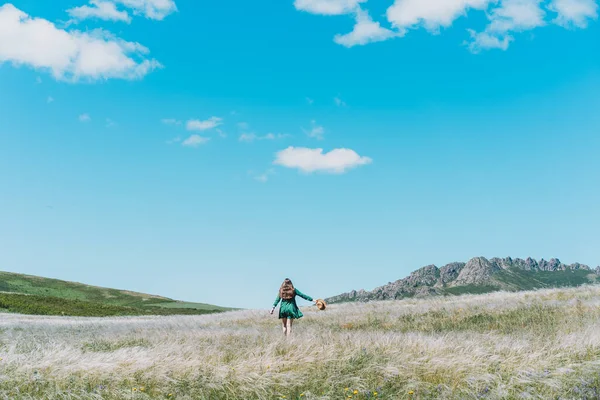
xmin=315 ymin=299 xmax=327 ymax=310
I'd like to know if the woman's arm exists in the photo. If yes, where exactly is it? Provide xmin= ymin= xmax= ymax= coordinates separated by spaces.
xmin=270 ymin=295 xmax=281 ymax=315
xmin=272 ymin=295 xmax=281 ymax=308
xmin=294 ymin=288 xmax=314 ymax=302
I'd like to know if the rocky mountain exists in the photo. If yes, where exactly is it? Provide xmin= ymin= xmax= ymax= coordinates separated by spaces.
xmin=326 ymin=257 xmax=600 ymax=304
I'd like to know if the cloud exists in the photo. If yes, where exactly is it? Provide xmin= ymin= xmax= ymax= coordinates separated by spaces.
xmin=239 ymin=133 xmax=257 ymax=142
xmin=274 ymin=146 xmax=372 ymax=174
xmin=250 ymin=168 xmax=276 ymax=183
xmin=239 ymin=133 xmax=290 ymax=142
xmin=294 ymin=0 xmax=367 ymax=15
xmin=79 ymin=113 xmax=91 ymax=122
xmin=549 ymin=0 xmax=598 ymax=27
xmin=255 ymin=174 xmax=269 ymax=183
xmin=466 ymin=29 xmax=512 ymax=51
xmin=334 ymin=96 xmax=346 ymax=106
xmin=67 ymin=0 xmax=131 ymax=23
xmin=334 ymin=9 xmax=399 ymax=47
xmin=115 ymin=0 xmax=177 ymax=20
xmin=297 ymin=0 xmax=598 ymax=51
xmin=216 ymin=128 xmax=227 ymax=138
xmin=186 ymin=117 xmax=223 ymax=131
xmin=304 ymin=120 xmax=325 ymax=140
xmin=182 ymin=134 xmax=210 ymax=147
xmin=468 ymin=0 xmax=546 ymax=52
xmin=47 ymin=96 xmax=54 ymax=103
xmin=0 ymin=4 xmax=161 ymax=82
xmin=161 ymin=118 xmax=181 ymax=125
xmin=386 ymin=0 xmax=491 ymax=32
xmin=264 ymin=133 xmax=291 ymax=140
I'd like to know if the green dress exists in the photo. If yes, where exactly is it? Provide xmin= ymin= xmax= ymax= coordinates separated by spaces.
xmin=273 ymin=288 xmax=313 ymax=319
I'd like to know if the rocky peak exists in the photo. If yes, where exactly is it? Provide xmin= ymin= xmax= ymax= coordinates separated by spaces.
xmin=454 ymin=257 xmax=501 ymax=286
xmin=405 ymin=265 xmax=439 ymax=287
xmin=525 ymin=257 xmax=539 ymax=269
xmin=438 ymin=262 xmax=465 ymax=285
xmin=569 ymin=262 xmax=589 ymax=271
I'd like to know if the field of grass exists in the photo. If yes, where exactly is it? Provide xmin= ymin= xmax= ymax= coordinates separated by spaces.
xmin=148 ymin=301 xmax=237 ymax=311
xmin=0 ymin=271 xmax=230 ymax=315
xmin=2 ymin=285 xmax=600 ymax=399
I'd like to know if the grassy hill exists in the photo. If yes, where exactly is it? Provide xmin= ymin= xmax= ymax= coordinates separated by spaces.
xmin=443 ymin=268 xmax=597 ymax=296
xmin=0 ymin=270 xmax=233 ymax=316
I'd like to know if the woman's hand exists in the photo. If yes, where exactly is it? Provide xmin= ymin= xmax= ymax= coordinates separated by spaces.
xmin=270 ymin=307 xmax=275 ymax=315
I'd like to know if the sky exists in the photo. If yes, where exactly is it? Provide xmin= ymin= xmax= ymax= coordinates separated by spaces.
xmin=0 ymin=0 xmax=599 ymax=309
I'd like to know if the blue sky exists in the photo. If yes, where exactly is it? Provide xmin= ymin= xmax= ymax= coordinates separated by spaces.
xmin=0 ymin=0 xmax=599 ymax=309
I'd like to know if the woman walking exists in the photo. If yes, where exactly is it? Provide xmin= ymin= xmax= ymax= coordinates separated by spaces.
xmin=270 ymin=278 xmax=316 ymax=337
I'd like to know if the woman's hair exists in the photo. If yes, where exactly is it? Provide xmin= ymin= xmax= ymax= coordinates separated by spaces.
xmin=279 ymin=278 xmax=295 ymax=300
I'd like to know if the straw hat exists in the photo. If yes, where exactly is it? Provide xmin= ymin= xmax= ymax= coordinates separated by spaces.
xmin=315 ymin=299 xmax=327 ymax=310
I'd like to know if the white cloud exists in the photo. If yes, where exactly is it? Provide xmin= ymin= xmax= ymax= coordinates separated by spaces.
xmin=186 ymin=117 xmax=222 ymax=131
xmin=466 ymin=29 xmax=512 ymax=51
xmin=115 ymin=0 xmax=177 ymax=20
xmin=386 ymin=0 xmax=491 ymax=32
xmin=334 ymin=9 xmax=399 ymax=47
xmin=304 ymin=120 xmax=325 ymax=140
xmin=79 ymin=113 xmax=91 ymax=122
xmin=0 ymin=4 xmax=161 ymax=82
xmin=47 ymin=96 xmax=54 ymax=103
xmin=250 ymin=168 xmax=276 ymax=183
xmin=334 ymin=96 xmax=347 ymax=106
xmin=67 ymin=0 xmax=131 ymax=23
xmin=182 ymin=134 xmax=210 ymax=147
xmin=294 ymin=0 xmax=367 ymax=15
xmin=296 ymin=0 xmax=599 ymax=50
xmin=274 ymin=146 xmax=372 ymax=174
xmin=161 ymin=118 xmax=181 ymax=125
xmin=468 ymin=0 xmax=546 ymax=51
xmin=265 ymin=133 xmax=291 ymax=140
xmin=549 ymin=0 xmax=598 ymax=27
xmin=216 ymin=128 xmax=227 ymax=138
xmin=239 ymin=133 xmax=257 ymax=142
xmin=239 ymin=132 xmax=290 ymax=142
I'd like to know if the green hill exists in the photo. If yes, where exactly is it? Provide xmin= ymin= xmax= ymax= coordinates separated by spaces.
xmin=0 ymin=270 xmax=233 ymax=317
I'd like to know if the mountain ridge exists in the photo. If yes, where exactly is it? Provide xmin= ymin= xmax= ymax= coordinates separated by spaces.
xmin=326 ymin=257 xmax=600 ymax=304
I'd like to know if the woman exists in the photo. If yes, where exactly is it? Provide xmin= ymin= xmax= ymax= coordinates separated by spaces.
xmin=270 ymin=278 xmax=316 ymax=337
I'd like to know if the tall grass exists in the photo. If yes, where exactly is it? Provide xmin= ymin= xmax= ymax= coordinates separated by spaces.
xmin=1 ymin=286 xmax=600 ymax=399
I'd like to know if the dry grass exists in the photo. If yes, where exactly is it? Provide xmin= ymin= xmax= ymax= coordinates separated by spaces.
xmin=1 ymin=286 xmax=600 ymax=399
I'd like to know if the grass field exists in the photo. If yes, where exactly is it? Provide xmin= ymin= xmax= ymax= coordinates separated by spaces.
xmin=1 ymin=285 xmax=600 ymax=399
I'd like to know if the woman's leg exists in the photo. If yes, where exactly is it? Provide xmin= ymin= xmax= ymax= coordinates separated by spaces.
xmin=286 ymin=318 xmax=293 ymax=336
xmin=281 ymin=318 xmax=288 ymax=336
